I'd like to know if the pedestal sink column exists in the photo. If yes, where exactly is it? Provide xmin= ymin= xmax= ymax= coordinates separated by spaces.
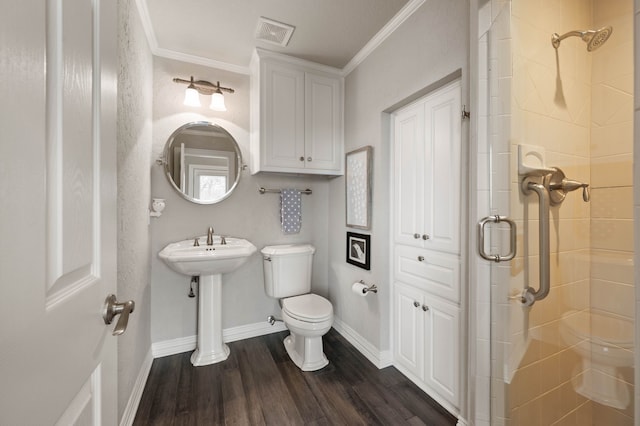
xmin=190 ymin=274 xmax=229 ymax=366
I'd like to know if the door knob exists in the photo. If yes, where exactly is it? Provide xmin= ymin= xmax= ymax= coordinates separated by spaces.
xmin=413 ymin=233 xmax=420 ymax=239
xmin=413 ymin=301 xmax=420 ymax=308
xmin=417 ymin=256 xmax=425 ymax=262
xmin=103 ymin=294 xmax=135 ymax=336
xmin=422 ymin=304 xmax=430 ymax=312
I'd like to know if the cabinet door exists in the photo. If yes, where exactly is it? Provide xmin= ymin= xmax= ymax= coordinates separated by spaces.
xmin=423 ymin=295 xmax=460 ymax=407
xmin=393 ymin=102 xmax=425 ymax=247
xmin=262 ymin=61 xmax=305 ymax=169
xmin=394 ymin=282 xmax=424 ymax=379
xmin=422 ymin=81 xmax=461 ymax=254
xmin=305 ymin=73 xmax=342 ymax=171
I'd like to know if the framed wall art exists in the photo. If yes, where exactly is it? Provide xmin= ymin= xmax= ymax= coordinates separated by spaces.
xmin=345 ymin=146 xmax=372 ymax=229
xmin=346 ymin=231 xmax=371 ymax=270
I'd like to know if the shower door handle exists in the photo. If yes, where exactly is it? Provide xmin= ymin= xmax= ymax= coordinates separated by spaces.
xmin=477 ymin=215 xmax=517 ymax=262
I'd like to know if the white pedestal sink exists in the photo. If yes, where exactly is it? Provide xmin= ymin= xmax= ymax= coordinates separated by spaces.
xmin=159 ymin=236 xmax=257 ymax=366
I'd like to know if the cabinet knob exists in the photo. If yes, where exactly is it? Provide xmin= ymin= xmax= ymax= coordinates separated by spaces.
xmin=417 ymin=256 xmax=425 ymax=262
xmin=422 ymin=234 xmax=430 ymax=240
xmin=422 ymin=304 xmax=429 ymax=312
xmin=413 ymin=233 xmax=420 ymax=239
xmin=307 ymin=157 xmax=312 ymax=162
xmin=413 ymin=301 xmax=420 ymax=308
xmin=299 ymin=157 xmax=305 ymax=162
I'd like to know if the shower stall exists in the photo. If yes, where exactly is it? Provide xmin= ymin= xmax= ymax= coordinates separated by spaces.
xmin=474 ymin=0 xmax=636 ymax=424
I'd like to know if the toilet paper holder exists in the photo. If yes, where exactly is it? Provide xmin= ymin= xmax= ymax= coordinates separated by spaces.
xmin=358 ymin=280 xmax=378 ymax=294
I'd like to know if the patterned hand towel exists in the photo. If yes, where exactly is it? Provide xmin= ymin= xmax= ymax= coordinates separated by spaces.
xmin=281 ymin=189 xmax=302 ymax=234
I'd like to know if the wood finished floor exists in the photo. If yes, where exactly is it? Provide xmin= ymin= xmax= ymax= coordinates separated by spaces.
xmin=134 ymin=329 xmax=457 ymax=426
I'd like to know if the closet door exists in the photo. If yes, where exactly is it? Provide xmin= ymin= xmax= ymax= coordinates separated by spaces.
xmin=393 ymin=102 xmax=425 ymax=247
xmin=422 ymin=81 xmax=461 ymax=254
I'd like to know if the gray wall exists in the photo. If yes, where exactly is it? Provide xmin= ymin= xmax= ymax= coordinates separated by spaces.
xmin=117 ymin=0 xmax=153 ymax=420
xmin=328 ymin=0 xmax=470 ymax=351
xmin=150 ymin=57 xmax=331 ymax=343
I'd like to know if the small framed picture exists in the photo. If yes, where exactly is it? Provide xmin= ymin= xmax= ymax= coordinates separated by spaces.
xmin=346 ymin=146 xmax=372 ymax=230
xmin=346 ymin=232 xmax=371 ymax=270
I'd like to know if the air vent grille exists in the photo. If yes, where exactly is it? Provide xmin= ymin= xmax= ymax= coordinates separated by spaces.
xmin=255 ymin=17 xmax=295 ymax=47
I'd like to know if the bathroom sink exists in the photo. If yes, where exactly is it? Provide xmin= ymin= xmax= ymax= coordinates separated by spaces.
xmin=159 ymin=237 xmax=257 ymax=276
xmin=158 ymin=235 xmax=257 ymax=367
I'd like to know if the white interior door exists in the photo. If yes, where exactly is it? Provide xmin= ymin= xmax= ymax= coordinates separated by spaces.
xmin=0 ymin=0 xmax=118 ymax=424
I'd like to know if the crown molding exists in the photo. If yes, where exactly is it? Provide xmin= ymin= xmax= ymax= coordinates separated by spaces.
xmin=342 ymin=0 xmax=426 ymax=76
xmin=155 ymin=48 xmax=251 ymax=75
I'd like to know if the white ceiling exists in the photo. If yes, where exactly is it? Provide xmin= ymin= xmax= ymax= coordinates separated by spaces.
xmin=141 ymin=0 xmax=411 ymax=72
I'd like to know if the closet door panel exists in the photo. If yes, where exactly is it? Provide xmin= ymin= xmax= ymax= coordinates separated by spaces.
xmin=394 ymin=102 xmax=425 ymax=247
xmin=424 ymin=296 xmax=460 ymax=407
xmin=394 ymin=283 xmax=424 ymax=379
xmin=422 ymin=82 xmax=461 ymax=254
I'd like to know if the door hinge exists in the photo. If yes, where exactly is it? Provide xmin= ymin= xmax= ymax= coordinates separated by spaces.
xmin=462 ymin=105 xmax=470 ymax=120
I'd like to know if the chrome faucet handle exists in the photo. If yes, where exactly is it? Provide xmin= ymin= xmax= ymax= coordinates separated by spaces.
xmin=546 ymin=167 xmax=590 ymax=205
xmin=220 ymin=236 xmax=227 ymax=245
xmin=582 ymin=185 xmax=590 ymax=202
xmin=193 ymin=237 xmax=200 ymax=247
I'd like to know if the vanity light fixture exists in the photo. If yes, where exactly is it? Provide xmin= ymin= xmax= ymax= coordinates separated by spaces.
xmin=173 ymin=76 xmax=235 ymax=111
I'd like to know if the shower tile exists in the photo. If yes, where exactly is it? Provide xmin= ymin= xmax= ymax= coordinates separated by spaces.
xmin=591 ymin=153 xmax=633 ymax=187
xmin=591 ymin=279 xmax=635 ymax=318
xmin=591 ymin=249 xmax=635 ymax=284
xmin=590 ymin=187 xmax=633 ymax=219
xmin=591 ymin=218 xmax=634 ymax=251
xmin=591 ymin=83 xmax=634 ymax=126
xmin=539 ymin=385 xmax=564 ymax=425
xmin=591 ymin=121 xmax=633 ymax=157
xmin=593 ymin=404 xmax=634 ymax=426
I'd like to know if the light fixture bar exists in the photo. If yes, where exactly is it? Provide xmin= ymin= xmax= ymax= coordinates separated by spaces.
xmin=173 ymin=77 xmax=235 ymax=95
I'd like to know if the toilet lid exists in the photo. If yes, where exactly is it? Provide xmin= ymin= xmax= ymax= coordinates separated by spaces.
xmin=282 ymin=294 xmax=333 ymax=322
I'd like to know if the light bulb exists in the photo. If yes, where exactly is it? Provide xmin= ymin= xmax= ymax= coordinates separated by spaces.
xmin=209 ymin=90 xmax=227 ymax=111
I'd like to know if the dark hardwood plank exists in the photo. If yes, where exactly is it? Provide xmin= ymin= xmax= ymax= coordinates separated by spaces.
xmin=133 ymin=329 xmax=458 ymax=426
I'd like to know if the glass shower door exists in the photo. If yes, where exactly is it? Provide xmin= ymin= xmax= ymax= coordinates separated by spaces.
xmin=481 ymin=0 xmax=636 ymax=425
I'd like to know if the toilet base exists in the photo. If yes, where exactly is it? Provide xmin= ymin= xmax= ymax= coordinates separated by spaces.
xmin=572 ymin=363 xmax=630 ymax=410
xmin=284 ymin=333 xmax=328 ymax=371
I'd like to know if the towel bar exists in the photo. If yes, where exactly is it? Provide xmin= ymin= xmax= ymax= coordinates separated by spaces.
xmin=258 ymin=187 xmax=312 ymax=195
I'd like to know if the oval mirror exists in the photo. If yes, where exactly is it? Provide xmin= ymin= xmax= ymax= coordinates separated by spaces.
xmin=162 ymin=122 xmax=242 ymax=204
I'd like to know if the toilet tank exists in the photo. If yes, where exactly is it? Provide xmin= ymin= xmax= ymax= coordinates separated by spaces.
xmin=262 ymin=244 xmax=315 ymax=298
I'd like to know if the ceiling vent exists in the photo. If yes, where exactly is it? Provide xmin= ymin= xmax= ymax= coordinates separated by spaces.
xmin=255 ymin=17 xmax=295 ymax=47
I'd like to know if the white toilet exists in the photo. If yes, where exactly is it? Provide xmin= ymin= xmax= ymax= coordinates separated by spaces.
xmin=262 ymin=244 xmax=334 ymax=371
xmin=560 ymin=309 xmax=634 ymax=409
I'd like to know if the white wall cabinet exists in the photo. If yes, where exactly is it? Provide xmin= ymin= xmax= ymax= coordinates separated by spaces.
xmin=394 ymin=282 xmax=460 ymax=408
xmin=250 ymin=49 xmax=343 ymax=175
xmin=393 ymin=81 xmax=461 ymax=254
xmin=392 ymin=79 xmax=463 ymax=416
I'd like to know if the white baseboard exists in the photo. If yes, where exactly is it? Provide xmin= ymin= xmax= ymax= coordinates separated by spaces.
xmin=332 ymin=317 xmax=393 ymax=369
xmin=119 ymin=349 xmax=153 ymax=426
xmin=151 ymin=321 xmax=288 ymax=358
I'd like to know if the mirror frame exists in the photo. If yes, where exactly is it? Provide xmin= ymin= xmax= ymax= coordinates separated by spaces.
xmin=162 ymin=121 xmax=243 ymax=205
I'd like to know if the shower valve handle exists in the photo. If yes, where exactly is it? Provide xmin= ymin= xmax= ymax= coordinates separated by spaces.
xmin=546 ymin=168 xmax=590 ymax=205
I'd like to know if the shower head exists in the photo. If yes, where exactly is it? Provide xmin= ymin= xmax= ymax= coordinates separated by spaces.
xmin=551 ymin=26 xmax=613 ymax=51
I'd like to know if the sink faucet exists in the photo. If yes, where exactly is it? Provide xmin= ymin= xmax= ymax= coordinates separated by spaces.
xmin=207 ymin=227 xmax=214 ymax=245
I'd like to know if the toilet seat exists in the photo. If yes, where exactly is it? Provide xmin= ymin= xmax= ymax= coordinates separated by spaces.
xmin=282 ymin=294 xmax=333 ymax=322
xmin=562 ymin=309 xmax=633 ymax=349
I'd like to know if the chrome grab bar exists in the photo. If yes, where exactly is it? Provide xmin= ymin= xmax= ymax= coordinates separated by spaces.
xmin=477 ymin=215 xmax=517 ymax=262
xmin=521 ymin=177 xmax=551 ymax=307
